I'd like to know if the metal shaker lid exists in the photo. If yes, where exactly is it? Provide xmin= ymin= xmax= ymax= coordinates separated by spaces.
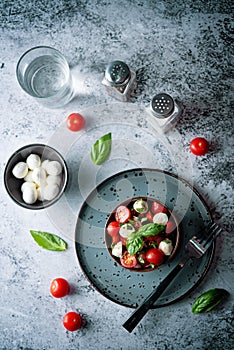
xmin=104 ymin=60 xmax=131 ymax=87
xmin=150 ymin=93 xmax=175 ymax=119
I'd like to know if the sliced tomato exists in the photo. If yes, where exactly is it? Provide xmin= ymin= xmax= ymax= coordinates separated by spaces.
xmin=151 ymin=202 xmax=167 ymax=214
xmin=146 ymin=235 xmax=164 ymax=246
xmin=107 ymin=221 xmax=120 ymax=237
xmin=115 ymin=205 xmax=131 ymax=223
xmin=112 ymin=234 xmax=120 ymax=245
xmin=145 ymin=248 xmax=165 ymax=265
xmin=120 ymin=252 xmax=137 ymax=268
xmin=166 ymin=220 xmax=176 ymax=234
xmin=146 ymin=211 xmax=153 ymax=222
xmin=120 ymin=236 xmax=127 ymax=246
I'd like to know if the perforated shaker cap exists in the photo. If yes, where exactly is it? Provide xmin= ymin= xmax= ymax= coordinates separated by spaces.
xmin=105 ymin=60 xmax=131 ymax=87
xmin=150 ymin=93 xmax=175 ymax=119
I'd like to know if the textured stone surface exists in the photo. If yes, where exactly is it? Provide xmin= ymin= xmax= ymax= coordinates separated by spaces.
xmin=0 ymin=1 xmax=233 ymax=349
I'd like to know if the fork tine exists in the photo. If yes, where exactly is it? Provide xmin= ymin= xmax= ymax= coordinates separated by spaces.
xmin=198 ymin=222 xmax=217 ymax=244
xmin=200 ymin=224 xmax=222 ymax=249
xmin=204 ymin=228 xmax=222 ymax=249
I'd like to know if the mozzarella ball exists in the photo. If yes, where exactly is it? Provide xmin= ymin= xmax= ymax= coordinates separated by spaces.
xmin=21 ymin=181 xmax=36 ymax=193
xmin=43 ymin=184 xmax=60 ymax=201
xmin=12 ymin=162 xmax=28 ymax=179
xmin=31 ymin=167 xmax=47 ymax=186
xmin=46 ymin=175 xmax=61 ymax=187
xmin=46 ymin=161 xmax=62 ymax=176
xmin=22 ymin=186 xmax=38 ymax=204
xmin=153 ymin=212 xmax=168 ymax=225
xmin=26 ymin=154 xmax=41 ymax=170
xmin=133 ymin=199 xmax=148 ymax=213
xmin=159 ymin=239 xmax=173 ymax=256
xmin=112 ymin=241 xmax=123 ymax=258
xmin=41 ymin=159 xmax=50 ymax=171
xmin=119 ymin=223 xmax=135 ymax=238
xmin=37 ymin=186 xmax=46 ymax=201
xmin=24 ymin=170 xmax=33 ymax=182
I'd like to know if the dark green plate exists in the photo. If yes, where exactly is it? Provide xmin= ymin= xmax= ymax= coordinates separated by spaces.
xmin=74 ymin=168 xmax=214 ymax=308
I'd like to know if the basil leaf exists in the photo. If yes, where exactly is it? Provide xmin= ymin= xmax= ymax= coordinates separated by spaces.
xmin=126 ymin=233 xmax=143 ymax=255
xmin=138 ymin=223 xmax=165 ymax=237
xmin=30 ymin=230 xmax=67 ymax=251
xmin=192 ymin=288 xmax=229 ymax=314
xmin=90 ymin=132 xmax=112 ymax=165
xmin=138 ymin=254 xmax=145 ymax=264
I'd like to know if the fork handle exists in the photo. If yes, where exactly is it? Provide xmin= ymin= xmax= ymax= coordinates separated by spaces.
xmin=122 ymin=258 xmax=189 ymax=333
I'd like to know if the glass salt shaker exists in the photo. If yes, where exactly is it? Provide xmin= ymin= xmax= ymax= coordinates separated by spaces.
xmin=148 ymin=93 xmax=182 ymax=133
xmin=102 ymin=60 xmax=136 ymax=102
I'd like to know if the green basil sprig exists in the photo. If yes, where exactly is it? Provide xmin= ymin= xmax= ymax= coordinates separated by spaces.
xmin=30 ymin=230 xmax=67 ymax=251
xmin=137 ymin=223 xmax=165 ymax=237
xmin=90 ymin=132 xmax=112 ymax=165
xmin=126 ymin=233 xmax=143 ymax=255
xmin=192 ymin=288 xmax=229 ymax=314
xmin=126 ymin=223 xmax=165 ymax=255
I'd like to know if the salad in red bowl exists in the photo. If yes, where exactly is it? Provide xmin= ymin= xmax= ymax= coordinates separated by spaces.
xmin=105 ymin=197 xmax=180 ymax=272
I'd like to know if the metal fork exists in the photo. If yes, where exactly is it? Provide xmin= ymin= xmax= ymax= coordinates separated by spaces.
xmin=122 ymin=222 xmax=222 ymax=333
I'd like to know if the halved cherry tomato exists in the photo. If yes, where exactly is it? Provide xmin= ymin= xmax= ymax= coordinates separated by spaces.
xmin=112 ymin=234 xmax=120 ymax=245
xmin=63 ymin=311 xmax=82 ymax=331
xmin=120 ymin=252 xmax=137 ymax=268
xmin=115 ymin=205 xmax=131 ymax=223
xmin=120 ymin=236 xmax=127 ymax=246
xmin=190 ymin=137 xmax=209 ymax=156
xmin=146 ymin=235 xmax=164 ymax=246
xmin=107 ymin=221 xmax=120 ymax=237
xmin=146 ymin=211 xmax=153 ymax=222
xmin=50 ymin=278 xmax=70 ymax=298
xmin=145 ymin=248 xmax=165 ymax=265
xmin=151 ymin=202 xmax=167 ymax=214
xmin=166 ymin=220 xmax=176 ymax=234
xmin=66 ymin=113 xmax=85 ymax=132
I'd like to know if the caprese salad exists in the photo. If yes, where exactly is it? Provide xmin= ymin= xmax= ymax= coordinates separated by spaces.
xmin=105 ymin=197 xmax=179 ymax=271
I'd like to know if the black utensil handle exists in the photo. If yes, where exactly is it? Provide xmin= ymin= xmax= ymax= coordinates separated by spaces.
xmin=122 ymin=261 xmax=188 ymax=333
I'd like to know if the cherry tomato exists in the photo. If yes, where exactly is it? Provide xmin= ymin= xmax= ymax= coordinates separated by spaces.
xmin=120 ymin=236 xmax=127 ymax=246
xmin=115 ymin=205 xmax=131 ymax=223
xmin=190 ymin=137 xmax=209 ymax=156
xmin=166 ymin=220 xmax=176 ymax=234
xmin=145 ymin=248 xmax=165 ymax=265
xmin=66 ymin=113 xmax=85 ymax=132
xmin=63 ymin=311 xmax=82 ymax=331
xmin=146 ymin=211 xmax=153 ymax=222
xmin=146 ymin=235 xmax=164 ymax=246
xmin=107 ymin=221 xmax=120 ymax=237
xmin=50 ymin=278 xmax=70 ymax=298
xmin=120 ymin=252 xmax=137 ymax=268
xmin=112 ymin=234 xmax=120 ymax=245
xmin=151 ymin=202 xmax=167 ymax=214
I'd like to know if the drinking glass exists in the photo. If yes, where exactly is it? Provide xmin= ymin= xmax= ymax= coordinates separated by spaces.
xmin=16 ymin=46 xmax=74 ymax=108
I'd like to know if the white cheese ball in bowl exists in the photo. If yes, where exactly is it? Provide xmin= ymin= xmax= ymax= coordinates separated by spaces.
xmin=4 ymin=144 xmax=68 ymax=209
xmin=26 ymin=154 xmax=41 ymax=170
xmin=46 ymin=161 xmax=62 ymax=176
xmin=12 ymin=162 xmax=28 ymax=179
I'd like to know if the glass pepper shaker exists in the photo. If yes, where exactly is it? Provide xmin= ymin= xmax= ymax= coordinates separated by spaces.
xmin=148 ymin=92 xmax=182 ymax=133
xmin=102 ymin=60 xmax=136 ymax=102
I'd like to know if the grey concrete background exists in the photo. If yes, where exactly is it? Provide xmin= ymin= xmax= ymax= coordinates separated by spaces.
xmin=0 ymin=1 xmax=233 ymax=349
